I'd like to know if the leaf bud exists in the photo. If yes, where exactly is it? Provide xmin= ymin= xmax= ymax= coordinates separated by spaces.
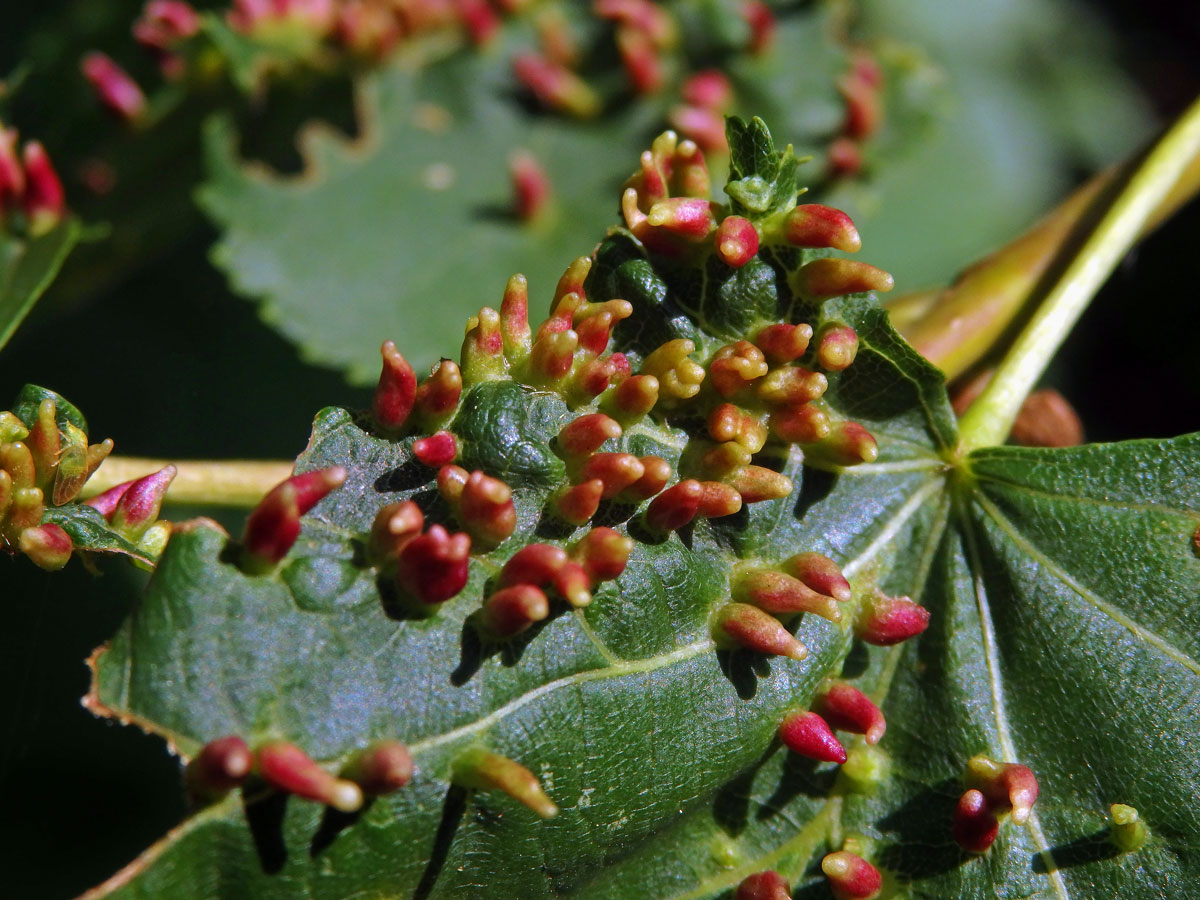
xmin=794 ymin=259 xmax=893 ymax=300
xmin=21 ymin=142 xmax=66 ymax=234
xmin=779 ymin=710 xmax=847 ymax=764
xmin=414 ymin=359 xmax=463 ymax=425
xmin=186 ymin=736 xmax=252 ymax=801
xmin=757 ymin=366 xmax=827 ymax=406
xmin=255 ymin=741 xmax=363 ymax=813
xmin=558 ymin=413 xmax=622 ymax=457
xmin=81 ymin=53 xmax=147 ymax=124
xmin=966 ymin=755 xmax=1039 ymax=826
xmin=734 ymin=870 xmax=790 ymax=900
xmin=1109 ymin=803 xmax=1148 ymax=853
xmin=854 ymin=592 xmax=930 ymax=646
xmin=952 ymin=789 xmax=999 ymax=853
xmin=815 ymin=681 xmax=885 ymax=744
xmin=821 ymin=850 xmax=882 ymax=900
xmin=715 ymin=215 xmax=759 ymax=267
xmin=242 ymin=467 xmax=347 ymax=571
xmin=512 ymin=53 xmax=600 ymax=118
xmin=754 ymin=323 xmax=812 ymax=365
xmin=571 ymin=527 xmax=633 ymax=582
xmin=733 ymin=567 xmax=841 ymax=622
xmin=373 ymin=341 xmax=417 ymax=431
xmin=110 ymin=465 xmax=176 ymax=540
xmin=816 ymin=324 xmax=859 ymax=371
xmin=342 ymin=740 xmax=413 ymax=796
xmin=452 ymin=747 xmax=558 ymax=818
xmin=395 ymin=524 xmax=471 ymax=605
xmin=709 ymin=341 xmax=769 ymax=398
xmin=18 ymin=523 xmax=73 ymax=571
xmin=781 ymin=552 xmax=851 ymax=602
xmin=554 ymin=479 xmax=604 ymax=525
xmin=712 ymin=602 xmax=807 ymax=661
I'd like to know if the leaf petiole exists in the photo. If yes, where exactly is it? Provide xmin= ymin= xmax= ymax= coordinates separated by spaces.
xmin=956 ymin=93 xmax=1200 ymax=454
xmin=81 ymin=457 xmax=293 ymax=508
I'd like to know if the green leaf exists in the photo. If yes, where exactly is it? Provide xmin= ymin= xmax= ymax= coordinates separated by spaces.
xmin=723 ymin=116 xmax=800 ymax=220
xmin=42 ymin=503 xmax=155 ymax=567
xmin=195 ymin=7 xmax=850 ymax=380
xmin=0 ymin=217 xmax=80 ymax=353
xmin=85 ymin=117 xmax=1197 ymax=898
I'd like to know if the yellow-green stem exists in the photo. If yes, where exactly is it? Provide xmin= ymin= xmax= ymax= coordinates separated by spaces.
xmin=82 ymin=458 xmax=293 ymax=507
xmin=891 ymin=127 xmax=1200 ymax=379
xmin=957 ymin=94 xmax=1200 ymax=453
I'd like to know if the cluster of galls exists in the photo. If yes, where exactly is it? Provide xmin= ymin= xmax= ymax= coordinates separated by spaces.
xmin=1 ymin=395 xmax=173 ymax=570
xmin=84 ymin=0 xmax=527 ymax=126
xmin=732 ymin=757 xmax=1045 ymax=899
xmin=0 ymin=122 xmax=66 ymax=237
xmin=219 ymin=124 xmax=922 ymax=835
xmin=187 ymin=734 xmax=558 ymax=821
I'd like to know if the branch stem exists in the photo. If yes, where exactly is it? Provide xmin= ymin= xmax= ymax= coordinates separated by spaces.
xmin=957 ymin=94 xmax=1200 ymax=453
xmin=82 ymin=457 xmax=293 ymax=507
